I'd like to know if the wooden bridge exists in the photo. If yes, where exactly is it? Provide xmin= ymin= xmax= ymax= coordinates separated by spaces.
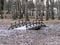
xmin=8 ymin=20 xmax=46 ymax=30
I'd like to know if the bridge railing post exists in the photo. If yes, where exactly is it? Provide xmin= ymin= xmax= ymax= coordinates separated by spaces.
xmin=33 ymin=20 xmax=34 ymax=26
xmin=38 ymin=20 xmax=40 ymax=24
xmin=18 ymin=20 xmax=21 ymax=27
xmin=36 ymin=20 xmax=37 ymax=25
xmin=11 ymin=23 xmax=14 ymax=29
xmin=29 ymin=21 xmax=31 ymax=27
xmin=21 ymin=20 xmax=24 ymax=26
xmin=26 ymin=22 xmax=28 ymax=30
xmin=15 ymin=22 xmax=17 ymax=28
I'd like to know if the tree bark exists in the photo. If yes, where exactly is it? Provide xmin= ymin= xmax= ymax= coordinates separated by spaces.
xmin=50 ymin=0 xmax=54 ymax=20
xmin=46 ymin=0 xmax=49 ymax=20
xmin=0 ymin=0 xmax=4 ymax=19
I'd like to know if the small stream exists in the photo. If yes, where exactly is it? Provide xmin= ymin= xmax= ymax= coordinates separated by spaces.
xmin=44 ymin=23 xmax=60 ymax=30
xmin=0 ymin=23 xmax=59 ymax=36
xmin=0 ymin=23 xmax=60 ymax=31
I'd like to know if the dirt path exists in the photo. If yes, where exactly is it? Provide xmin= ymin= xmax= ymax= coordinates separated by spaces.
xmin=0 ymin=19 xmax=60 ymax=24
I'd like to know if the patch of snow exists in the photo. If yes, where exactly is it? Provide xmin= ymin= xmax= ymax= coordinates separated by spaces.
xmin=0 ymin=23 xmax=60 ymax=36
xmin=44 ymin=23 xmax=60 ymax=31
xmin=14 ymin=26 xmax=27 ymax=30
xmin=14 ymin=24 xmax=40 ymax=30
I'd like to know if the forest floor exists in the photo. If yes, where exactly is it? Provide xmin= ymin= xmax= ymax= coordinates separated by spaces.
xmin=0 ymin=19 xmax=60 ymax=45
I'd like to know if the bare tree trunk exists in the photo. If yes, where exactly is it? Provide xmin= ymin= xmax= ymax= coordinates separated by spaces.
xmin=11 ymin=1 xmax=18 ymax=20
xmin=0 ymin=0 xmax=4 ymax=19
xmin=17 ymin=0 xmax=23 ymax=19
xmin=46 ymin=0 xmax=49 ymax=20
xmin=40 ymin=0 xmax=44 ymax=21
xmin=40 ymin=11 xmax=43 ymax=21
xmin=50 ymin=0 xmax=54 ymax=20
xmin=7 ymin=0 xmax=11 ymax=14
xmin=25 ymin=0 xmax=29 ymax=21
xmin=4 ymin=0 xmax=6 ymax=11
xmin=36 ymin=0 xmax=38 ymax=20
xmin=58 ymin=0 xmax=60 ymax=20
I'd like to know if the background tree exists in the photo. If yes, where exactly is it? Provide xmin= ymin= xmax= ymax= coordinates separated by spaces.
xmin=7 ymin=0 xmax=12 ymax=14
xmin=0 ymin=0 xmax=4 ymax=19
xmin=36 ymin=3 xmax=41 ymax=19
xmin=57 ymin=0 xmax=60 ymax=19
xmin=40 ymin=0 xmax=44 ymax=21
xmin=25 ymin=0 xmax=29 ymax=21
xmin=35 ymin=0 xmax=39 ymax=19
xmin=11 ymin=0 xmax=18 ymax=19
xmin=4 ymin=0 xmax=7 ymax=11
xmin=46 ymin=0 xmax=50 ymax=20
xmin=27 ymin=0 xmax=35 ymax=16
xmin=17 ymin=0 xmax=23 ymax=19
xmin=50 ymin=0 xmax=54 ymax=19
xmin=55 ymin=0 xmax=60 ymax=20
xmin=22 ymin=0 xmax=27 ymax=15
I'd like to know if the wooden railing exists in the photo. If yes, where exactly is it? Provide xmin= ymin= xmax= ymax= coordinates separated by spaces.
xmin=8 ymin=20 xmax=46 ymax=30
